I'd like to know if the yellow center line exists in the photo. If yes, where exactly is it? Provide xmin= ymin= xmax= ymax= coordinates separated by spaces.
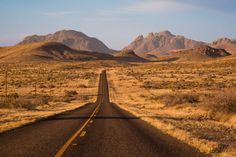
xmin=54 ymin=103 xmax=100 ymax=157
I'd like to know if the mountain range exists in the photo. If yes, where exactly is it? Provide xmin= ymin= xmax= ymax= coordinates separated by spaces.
xmin=19 ymin=30 xmax=111 ymax=54
xmin=124 ymin=30 xmax=236 ymax=56
xmin=124 ymin=31 xmax=204 ymax=55
xmin=19 ymin=29 xmax=236 ymax=56
xmin=0 ymin=29 xmax=235 ymax=63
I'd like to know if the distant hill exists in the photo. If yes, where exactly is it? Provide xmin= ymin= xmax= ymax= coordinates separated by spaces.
xmin=210 ymin=38 xmax=236 ymax=55
xmin=114 ymin=50 xmax=147 ymax=62
xmin=18 ymin=30 xmax=111 ymax=54
xmin=0 ymin=42 xmax=113 ymax=63
xmin=124 ymin=30 xmax=204 ymax=55
xmin=164 ymin=45 xmax=231 ymax=61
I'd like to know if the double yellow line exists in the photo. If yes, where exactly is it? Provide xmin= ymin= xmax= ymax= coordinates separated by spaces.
xmin=55 ymin=71 xmax=105 ymax=157
xmin=54 ymin=103 xmax=101 ymax=157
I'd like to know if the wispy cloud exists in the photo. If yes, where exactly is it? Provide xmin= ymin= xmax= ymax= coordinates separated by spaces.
xmin=118 ymin=0 xmax=236 ymax=15
xmin=123 ymin=0 xmax=194 ymax=13
xmin=97 ymin=0 xmax=195 ymax=16
xmin=81 ymin=16 xmax=127 ymax=22
xmin=40 ymin=11 xmax=80 ymax=17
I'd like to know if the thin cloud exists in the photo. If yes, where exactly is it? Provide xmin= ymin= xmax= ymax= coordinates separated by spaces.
xmin=97 ymin=0 xmax=195 ymax=16
xmin=40 ymin=11 xmax=80 ymax=17
xmin=82 ymin=16 xmax=127 ymax=22
xmin=123 ymin=0 xmax=194 ymax=13
xmin=122 ymin=0 xmax=236 ymax=15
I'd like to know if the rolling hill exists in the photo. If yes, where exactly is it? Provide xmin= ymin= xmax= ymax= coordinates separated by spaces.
xmin=114 ymin=50 xmax=147 ymax=62
xmin=0 ymin=42 xmax=113 ymax=63
xmin=18 ymin=30 xmax=111 ymax=54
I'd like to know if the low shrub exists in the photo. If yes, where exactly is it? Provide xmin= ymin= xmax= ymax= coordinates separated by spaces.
xmin=206 ymin=89 xmax=236 ymax=114
xmin=0 ymin=95 xmax=49 ymax=110
xmin=78 ymin=84 xmax=87 ymax=88
xmin=64 ymin=90 xmax=78 ymax=97
xmin=157 ymin=92 xmax=200 ymax=106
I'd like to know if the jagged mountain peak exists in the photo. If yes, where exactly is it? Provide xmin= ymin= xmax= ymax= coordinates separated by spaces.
xmin=134 ymin=35 xmax=144 ymax=41
xmin=158 ymin=30 xmax=174 ymax=36
xmin=124 ymin=30 xmax=204 ymax=55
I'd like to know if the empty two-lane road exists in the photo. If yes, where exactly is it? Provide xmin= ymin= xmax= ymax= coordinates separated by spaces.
xmin=0 ymin=70 xmax=208 ymax=157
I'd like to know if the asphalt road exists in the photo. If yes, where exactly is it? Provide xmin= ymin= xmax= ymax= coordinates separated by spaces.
xmin=0 ymin=70 xmax=209 ymax=157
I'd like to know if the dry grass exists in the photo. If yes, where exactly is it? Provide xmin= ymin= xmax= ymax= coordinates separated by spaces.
xmin=0 ymin=61 xmax=117 ymax=132
xmin=108 ymin=56 xmax=236 ymax=156
xmin=0 ymin=95 xmax=49 ymax=110
xmin=0 ymin=57 xmax=235 ymax=156
xmin=155 ymin=92 xmax=200 ymax=106
xmin=207 ymin=89 xmax=236 ymax=114
xmin=204 ymin=89 xmax=236 ymax=122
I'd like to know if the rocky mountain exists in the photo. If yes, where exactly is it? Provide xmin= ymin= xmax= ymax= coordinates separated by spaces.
xmin=165 ymin=45 xmax=231 ymax=61
xmin=0 ymin=42 xmax=113 ymax=63
xmin=210 ymin=38 xmax=236 ymax=55
xmin=18 ymin=30 xmax=111 ymax=54
xmin=124 ymin=30 xmax=205 ymax=55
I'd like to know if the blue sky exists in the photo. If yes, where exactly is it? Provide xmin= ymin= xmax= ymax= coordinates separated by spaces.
xmin=0 ymin=0 xmax=236 ymax=49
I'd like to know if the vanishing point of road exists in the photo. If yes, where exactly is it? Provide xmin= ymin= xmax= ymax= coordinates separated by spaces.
xmin=0 ymin=70 xmax=208 ymax=157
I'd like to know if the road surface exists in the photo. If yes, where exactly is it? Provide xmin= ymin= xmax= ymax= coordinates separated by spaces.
xmin=0 ymin=70 xmax=208 ymax=157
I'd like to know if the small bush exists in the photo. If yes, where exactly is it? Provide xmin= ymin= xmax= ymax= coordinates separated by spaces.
xmin=78 ymin=84 xmax=87 ymax=88
xmin=51 ymin=96 xmax=75 ymax=103
xmin=62 ymin=97 xmax=73 ymax=103
xmin=206 ymin=89 xmax=236 ymax=114
xmin=80 ymin=95 xmax=89 ymax=101
xmin=39 ymin=84 xmax=47 ymax=88
xmin=80 ymin=72 xmax=97 ymax=80
xmin=158 ymin=92 xmax=200 ymax=106
xmin=8 ymin=93 xmax=19 ymax=99
xmin=49 ymin=85 xmax=55 ymax=88
xmin=64 ymin=90 xmax=78 ymax=97
xmin=59 ymin=90 xmax=79 ymax=103
xmin=0 ymin=95 xmax=49 ymax=110
xmin=142 ymin=81 xmax=160 ymax=89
